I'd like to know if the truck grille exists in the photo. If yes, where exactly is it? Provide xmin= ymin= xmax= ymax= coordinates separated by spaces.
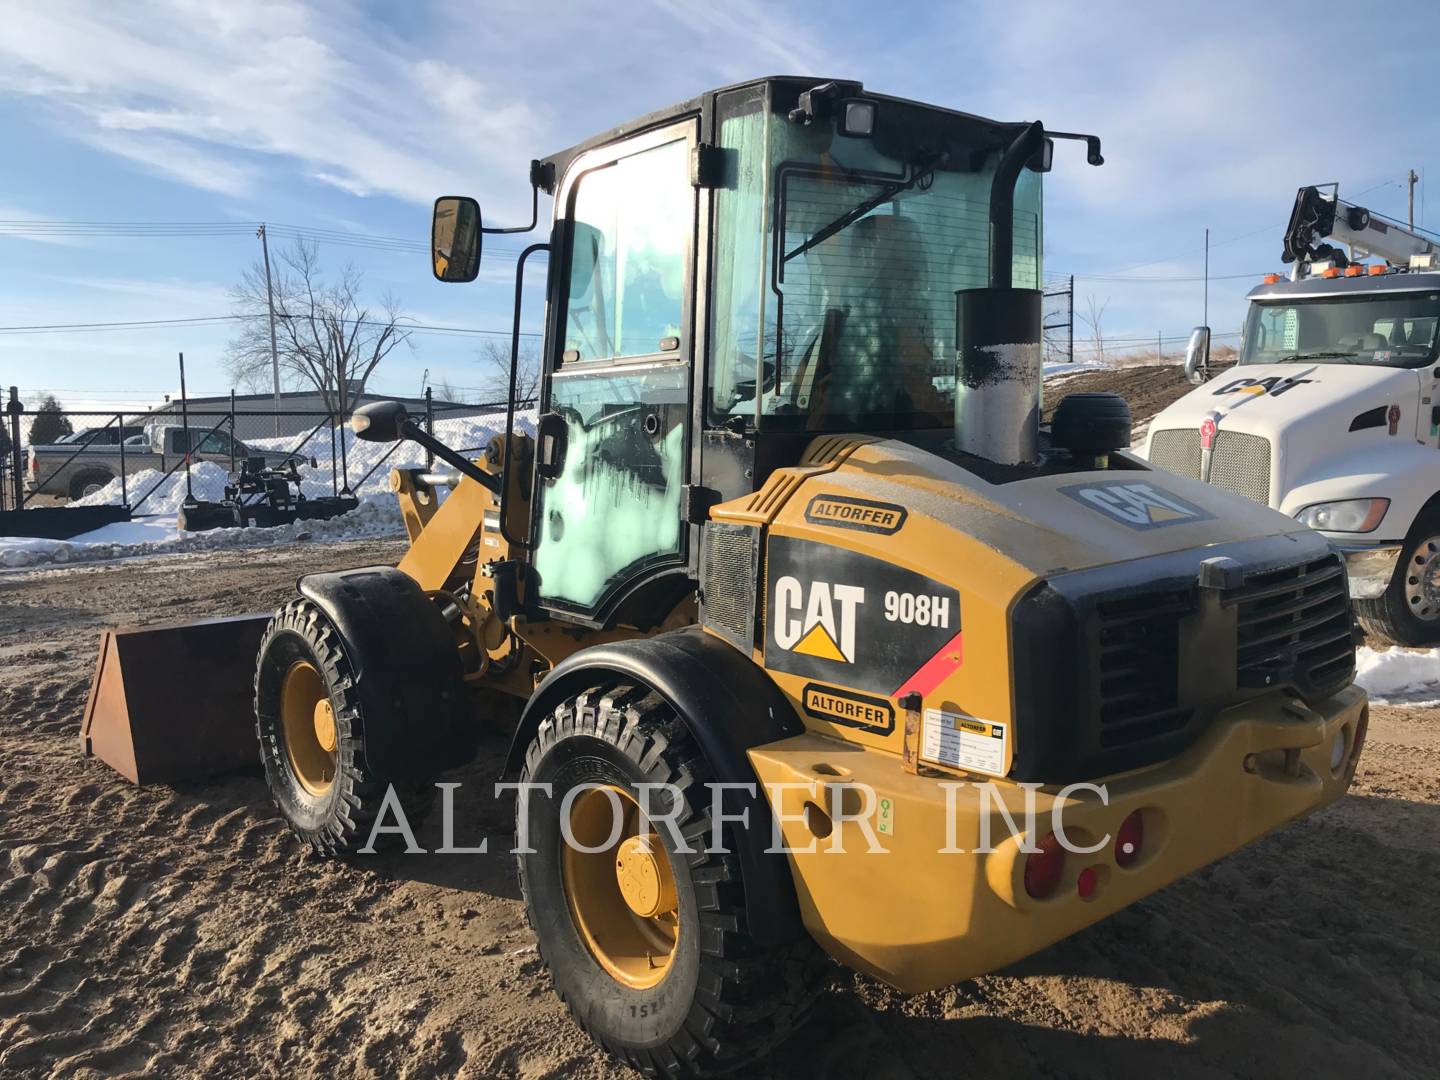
xmin=1095 ymin=589 xmax=1194 ymax=748
xmin=1229 ymin=554 xmax=1354 ymax=697
xmin=1149 ymin=428 xmax=1273 ymax=505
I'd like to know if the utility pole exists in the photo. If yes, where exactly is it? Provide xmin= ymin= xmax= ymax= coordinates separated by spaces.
xmin=1067 ymin=275 xmax=1074 ymax=364
xmin=1203 ymin=227 xmax=1210 ymax=327
xmin=257 ymin=224 xmax=282 ymax=437
xmin=1409 ymin=169 xmax=1420 ymax=229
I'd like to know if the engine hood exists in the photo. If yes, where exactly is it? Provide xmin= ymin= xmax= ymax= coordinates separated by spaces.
xmin=810 ymin=436 xmax=1318 ymax=579
xmin=1146 ymin=362 xmax=1421 ymax=443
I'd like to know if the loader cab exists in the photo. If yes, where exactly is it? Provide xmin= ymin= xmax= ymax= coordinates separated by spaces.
xmin=437 ymin=77 xmax=1065 ymax=628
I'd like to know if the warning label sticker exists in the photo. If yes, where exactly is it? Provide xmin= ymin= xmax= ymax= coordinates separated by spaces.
xmin=921 ymin=709 xmax=1008 ymax=776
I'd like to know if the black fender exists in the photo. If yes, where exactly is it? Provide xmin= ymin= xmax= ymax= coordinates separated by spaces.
xmin=505 ymin=627 xmax=807 ymax=946
xmin=297 ymin=567 xmax=478 ymax=780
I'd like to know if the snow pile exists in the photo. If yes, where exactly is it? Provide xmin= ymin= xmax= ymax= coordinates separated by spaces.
xmin=73 ymin=410 xmax=536 ymax=513
xmin=2 ymin=409 xmax=537 ymax=570
xmin=0 ymin=500 xmax=405 ymax=570
xmin=1354 ymin=646 xmax=1440 ymax=703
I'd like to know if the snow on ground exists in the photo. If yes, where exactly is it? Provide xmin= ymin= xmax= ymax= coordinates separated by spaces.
xmin=2 ymin=410 xmax=535 ymax=570
xmin=1354 ymin=645 xmax=1440 ymax=703
xmin=1042 ymin=360 xmax=1108 ymax=378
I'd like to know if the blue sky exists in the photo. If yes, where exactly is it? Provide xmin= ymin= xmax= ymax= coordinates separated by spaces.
xmin=2 ymin=0 xmax=1439 ymax=411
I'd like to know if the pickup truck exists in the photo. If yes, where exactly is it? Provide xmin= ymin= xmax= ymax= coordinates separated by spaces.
xmin=27 ymin=425 xmax=292 ymax=500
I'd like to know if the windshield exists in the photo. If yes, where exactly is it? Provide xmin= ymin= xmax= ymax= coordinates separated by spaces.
xmin=1242 ymin=292 xmax=1440 ymax=368
xmin=708 ymin=90 xmax=1041 ymax=431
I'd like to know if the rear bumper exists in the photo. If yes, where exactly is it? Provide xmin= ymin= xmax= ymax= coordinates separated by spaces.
xmin=749 ymin=685 xmax=1367 ymax=993
xmin=1334 ymin=540 xmax=1401 ymax=599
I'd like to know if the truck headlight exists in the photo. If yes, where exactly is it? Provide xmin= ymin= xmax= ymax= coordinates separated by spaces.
xmin=1294 ymin=498 xmax=1389 ymax=533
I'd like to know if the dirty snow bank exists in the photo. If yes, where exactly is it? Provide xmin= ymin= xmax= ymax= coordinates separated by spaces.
xmin=0 ymin=500 xmax=404 ymax=570
xmin=1354 ymin=646 xmax=1440 ymax=703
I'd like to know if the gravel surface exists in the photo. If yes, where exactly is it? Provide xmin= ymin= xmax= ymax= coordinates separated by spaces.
xmin=1 ymin=497 xmax=1436 ymax=1078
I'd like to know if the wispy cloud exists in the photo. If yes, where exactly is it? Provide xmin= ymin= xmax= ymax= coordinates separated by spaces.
xmin=0 ymin=0 xmax=846 ymax=212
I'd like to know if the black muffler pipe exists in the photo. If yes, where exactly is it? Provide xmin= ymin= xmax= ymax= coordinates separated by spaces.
xmin=955 ymin=287 xmax=1043 ymax=465
xmin=988 ymin=121 xmax=1045 ymax=290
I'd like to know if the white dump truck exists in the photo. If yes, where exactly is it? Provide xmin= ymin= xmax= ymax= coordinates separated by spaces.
xmin=1146 ymin=184 xmax=1440 ymax=645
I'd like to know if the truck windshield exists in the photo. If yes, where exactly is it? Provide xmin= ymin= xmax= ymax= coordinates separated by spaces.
xmin=708 ymin=91 xmax=1041 ymax=431
xmin=1242 ymin=291 xmax=1440 ymax=368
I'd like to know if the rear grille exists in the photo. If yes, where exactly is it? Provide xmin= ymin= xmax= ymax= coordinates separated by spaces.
xmin=1149 ymin=428 xmax=1273 ymax=505
xmin=1094 ymin=589 xmax=1194 ymax=748
xmin=1229 ymin=554 xmax=1354 ymax=697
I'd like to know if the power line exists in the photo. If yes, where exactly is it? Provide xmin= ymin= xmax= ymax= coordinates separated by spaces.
xmin=0 ymin=217 xmax=545 ymax=261
xmin=0 ymin=313 xmax=542 ymax=337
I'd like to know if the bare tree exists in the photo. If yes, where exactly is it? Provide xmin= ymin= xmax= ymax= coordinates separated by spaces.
xmin=224 ymin=240 xmax=412 ymax=414
xmin=477 ymin=337 xmax=541 ymax=404
xmin=1079 ymin=295 xmax=1110 ymax=366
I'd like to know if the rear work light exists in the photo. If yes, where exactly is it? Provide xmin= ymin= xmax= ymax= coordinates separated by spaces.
xmin=1024 ymin=832 xmax=1066 ymax=899
xmin=1115 ymin=810 xmax=1144 ymax=867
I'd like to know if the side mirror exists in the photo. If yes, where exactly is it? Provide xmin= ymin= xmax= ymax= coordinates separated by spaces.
xmin=432 ymin=196 xmax=482 ymax=282
xmin=1184 ymin=326 xmax=1212 ymax=385
xmin=352 ymin=401 xmax=410 ymax=442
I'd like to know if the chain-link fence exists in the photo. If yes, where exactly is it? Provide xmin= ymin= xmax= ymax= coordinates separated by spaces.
xmin=1043 ymin=276 xmax=1074 ymax=367
xmin=7 ymin=389 xmax=531 ymax=519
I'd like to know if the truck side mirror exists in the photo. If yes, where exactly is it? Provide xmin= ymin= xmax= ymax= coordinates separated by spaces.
xmin=432 ymin=196 xmax=482 ymax=282
xmin=1184 ymin=326 xmax=1212 ymax=385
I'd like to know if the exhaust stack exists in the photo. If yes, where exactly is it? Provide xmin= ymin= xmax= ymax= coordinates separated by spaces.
xmin=954 ymin=287 xmax=1043 ymax=465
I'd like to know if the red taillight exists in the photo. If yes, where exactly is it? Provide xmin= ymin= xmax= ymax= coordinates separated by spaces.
xmin=1024 ymin=832 xmax=1066 ymax=899
xmin=1115 ymin=810 xmax=1144 ymax=868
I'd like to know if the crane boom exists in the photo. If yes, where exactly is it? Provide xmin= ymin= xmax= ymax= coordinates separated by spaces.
xmin=1282 ymin=184 xmax=1439 ymax=271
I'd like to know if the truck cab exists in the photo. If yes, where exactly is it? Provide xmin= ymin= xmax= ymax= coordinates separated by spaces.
xmin=1146 ymin=187 xmax=1440 ymax=645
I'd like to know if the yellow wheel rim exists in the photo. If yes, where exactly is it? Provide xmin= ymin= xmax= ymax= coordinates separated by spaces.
xmin=280 ymin=660 xmax=337 ymax=797
xmin=561 ymin=785 xmax=680 ymax=989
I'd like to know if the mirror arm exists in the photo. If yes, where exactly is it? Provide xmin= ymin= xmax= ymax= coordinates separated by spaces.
xmin=499 ymin=242 xmax=550 ymax=550
xmin=482 ymin=171 xmax=549 ymax=236
xmin=1044 ymin=130 xmax=1105 ymax=167
xmin=398 ymin=419 xmax=501 ymax=494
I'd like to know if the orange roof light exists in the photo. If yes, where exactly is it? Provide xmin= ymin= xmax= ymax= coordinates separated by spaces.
xmin=1369 ymin=264 xmax=1387 ymax=275
xmin=1263 ymin=273 xmax=1281 ymax=284
xmin=1322 ymin=267 xmax=1342 ymax=278
xmin=1345 ymin=265 xmax=1364 ymax=277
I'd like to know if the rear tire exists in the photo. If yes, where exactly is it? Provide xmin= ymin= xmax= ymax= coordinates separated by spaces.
xmin=1355 ymin=510 xmax=1440 ymax=647
xmin=68 ymin=469 xmax=113 ymax=501
xmin=517 ymin=684 xmax=829 ymax=1078
xmin=254 ymin=599 xmax=435 ymax=855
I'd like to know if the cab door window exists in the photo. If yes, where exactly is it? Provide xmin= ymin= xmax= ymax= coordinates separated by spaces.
xmin=563 ymin=139 xmax=689 ymax=361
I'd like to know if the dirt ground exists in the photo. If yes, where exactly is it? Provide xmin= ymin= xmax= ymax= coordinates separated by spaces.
xmin=0 ymin=536 xmax=1436 ymax=1079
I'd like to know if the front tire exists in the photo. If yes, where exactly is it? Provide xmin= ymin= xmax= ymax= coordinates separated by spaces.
xmin=1355 ymin=510 xmax=1440 ymax=646
xmin=517 ymin=684 xmax=828 ymax=1078
xmin=254 ymin=599 xmax=434 ymax=855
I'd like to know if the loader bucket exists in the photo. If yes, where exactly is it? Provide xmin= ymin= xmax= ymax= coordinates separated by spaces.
xmin=80 ymin=614 xmax=273 ymax=785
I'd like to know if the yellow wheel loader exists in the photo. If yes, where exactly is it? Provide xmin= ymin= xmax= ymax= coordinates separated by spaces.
xmin=83 ymin=77 xmax=1369 ymax=1077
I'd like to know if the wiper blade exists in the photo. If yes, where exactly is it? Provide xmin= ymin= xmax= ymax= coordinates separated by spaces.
xmin=784 ymin=153 xmax=949 ymax=264
xmin=1276 ymin=351 xmax=1357 ymax=362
